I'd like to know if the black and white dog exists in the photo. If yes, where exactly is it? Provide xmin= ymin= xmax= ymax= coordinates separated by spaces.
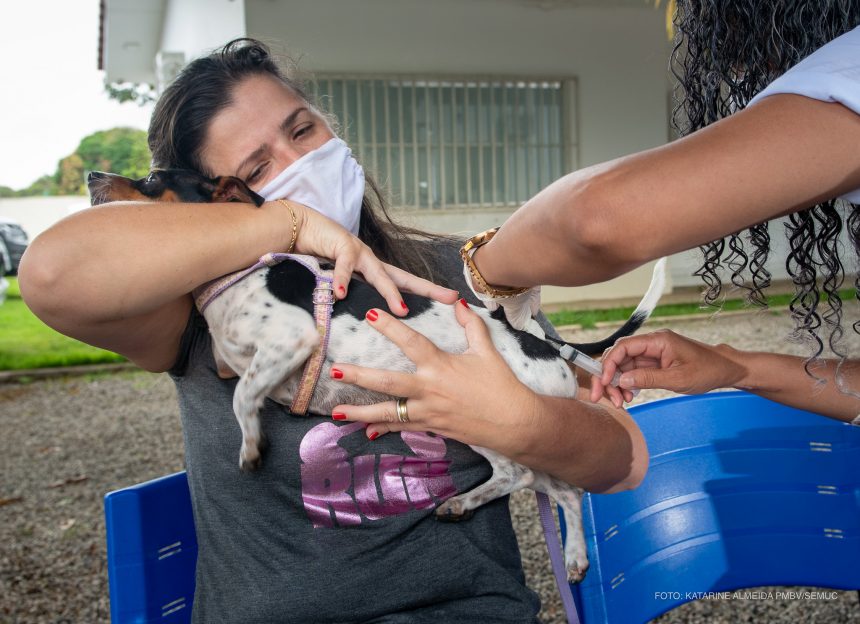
xmin=89 ymin=169 xmax=665 ymax=581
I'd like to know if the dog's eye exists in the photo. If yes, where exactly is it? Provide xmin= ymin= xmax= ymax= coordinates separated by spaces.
xmin=145 ymin=173 xmax=156 ymax=184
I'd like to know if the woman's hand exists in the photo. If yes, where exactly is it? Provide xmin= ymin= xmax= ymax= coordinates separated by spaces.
xmin=328 ymin=299 xmax=536 ymax=453
xmin=590 ymin=329 xmax=747 ymax=406
xmin=327 ymin=300 xmax=650 ymax=490
xmin=281 ymin=200 xmax=459 ymax=315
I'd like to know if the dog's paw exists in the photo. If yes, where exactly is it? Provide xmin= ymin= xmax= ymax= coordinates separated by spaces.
xmin=239 ymin=445 xmax=262 ymax=471
xmin=239 ymin=454 xmax=262 ymax=472
xmin=435 ymin=499 xmax=475 ymax=522
xmin=239 ymin=435 xmax=268 ymax=471
xmin=566 ymin=558 xmax=590 ymax=584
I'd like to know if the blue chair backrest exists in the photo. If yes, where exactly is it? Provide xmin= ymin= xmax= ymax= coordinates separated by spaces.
xmin=105 ymin=471 xmax=197 ymax=624
xmin=565 ymin=391 xmax=860 ymax=624
xmin=105 ymin=393 xmax=860 ymax=624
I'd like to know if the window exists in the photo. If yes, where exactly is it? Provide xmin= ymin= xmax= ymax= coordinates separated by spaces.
xmin=313 ymin=76 xmax=573 ymax=210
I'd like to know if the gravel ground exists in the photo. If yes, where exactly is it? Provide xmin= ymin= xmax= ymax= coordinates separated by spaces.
xmin=2 ymin=310 xmax=859 ymax=623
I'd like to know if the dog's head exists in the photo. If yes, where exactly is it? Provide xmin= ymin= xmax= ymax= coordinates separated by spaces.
xmin=87 ymin=169 xmax=265 ymax=207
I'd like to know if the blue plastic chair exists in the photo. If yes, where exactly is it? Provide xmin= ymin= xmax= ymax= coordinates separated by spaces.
xmin=105 ymin=392 xmax=860 ymax=624
xmin=564 ymin=391 xmax=860 ymax=624
xmin=105 ymin=471 xmax=197 ymax=624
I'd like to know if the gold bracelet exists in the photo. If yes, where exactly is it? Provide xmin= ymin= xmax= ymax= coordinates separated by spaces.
xmin=277 ymin=199 xmax=299 ymax=253
xmin=460 ymin=227 xmax=530 ymax=298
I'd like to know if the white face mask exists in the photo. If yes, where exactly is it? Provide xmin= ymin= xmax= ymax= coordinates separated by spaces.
xmin=258 ymin=138 xmax=365 ymax=235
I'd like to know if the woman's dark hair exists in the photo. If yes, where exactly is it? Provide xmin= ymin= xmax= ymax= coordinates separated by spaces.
xmin=148 ymin=38 xmax=454 ymax=285
xmin=670 ymin=1 xmax=860 ymax=370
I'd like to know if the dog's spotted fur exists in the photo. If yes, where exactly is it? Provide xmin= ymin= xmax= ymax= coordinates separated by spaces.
xmin=89 ymin=169 xmax=665 ymax=582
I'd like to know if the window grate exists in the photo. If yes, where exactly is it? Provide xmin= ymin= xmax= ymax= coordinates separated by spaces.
xmin=313 ymin=76 xmax=573 ymax=210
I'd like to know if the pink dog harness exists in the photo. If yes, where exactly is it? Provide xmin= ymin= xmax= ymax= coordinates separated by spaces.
xmin=193 ymin=252 xmax=335 ymax=416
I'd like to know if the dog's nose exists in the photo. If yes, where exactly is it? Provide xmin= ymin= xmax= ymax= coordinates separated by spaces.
xmin=87 ymin=171 xmax=106 ymax=183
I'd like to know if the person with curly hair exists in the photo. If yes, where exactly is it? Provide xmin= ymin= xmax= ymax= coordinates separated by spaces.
xmin=334 ymin=0 xmax=860 ymax=427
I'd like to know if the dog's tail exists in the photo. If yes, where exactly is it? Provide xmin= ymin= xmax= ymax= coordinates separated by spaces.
xmin=565 ymin=258 xmax=667 ymax=356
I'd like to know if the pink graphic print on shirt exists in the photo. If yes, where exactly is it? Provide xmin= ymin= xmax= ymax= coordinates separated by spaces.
xmin=299 ymin=422 xmax=458 ymax=528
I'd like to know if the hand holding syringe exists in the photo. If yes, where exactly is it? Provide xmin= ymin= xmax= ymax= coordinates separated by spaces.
xmin=546 ymin=338 xmax=640 ymax=398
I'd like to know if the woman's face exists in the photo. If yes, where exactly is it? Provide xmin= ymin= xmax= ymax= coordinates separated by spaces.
xmin=200 ymin=74 xmax=336 ymax=191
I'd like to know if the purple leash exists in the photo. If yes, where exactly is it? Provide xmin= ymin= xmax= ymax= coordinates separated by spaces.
xmin=536 ymin=492 xmax=581 ymax=624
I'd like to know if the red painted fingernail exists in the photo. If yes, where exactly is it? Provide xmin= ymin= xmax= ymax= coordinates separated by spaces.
xmin=459 ymin=298 xmax=469 ymax=308
xmin=338 ymin=285 xmax=346 ymax=295
xmin=366 ymin=309 xmax=379 ymax=322
xmin=369 ymin=431 xmax=379 ymax=441
xmin=331 ymin=368 xmax=343 ymax=379
xmin=401 ymin=300 xmax=408 ymax=311
xmin=332 ymin=412 xmax=347 ymax=420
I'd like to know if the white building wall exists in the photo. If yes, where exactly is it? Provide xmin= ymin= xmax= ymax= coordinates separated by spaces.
xmin=0 ymin=197 xmax=91 ymax=241
xmin=101 ymin=1 xmax=855 ymax=307
xmin=101 ymin=0 xmax=168 ymax=84
xmin=159 ymin=0 xmax=247 ymax=77
xmin=245 ymin=0 xmax=668 ymax=169
xmin=244 ymin=0 xmax=672 ymax=304
xmin=669 ymin=211 xmax=859 ymax=289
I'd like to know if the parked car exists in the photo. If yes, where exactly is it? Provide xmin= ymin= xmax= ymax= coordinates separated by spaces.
xmin=0 ymin=217 xmax=29 ymax=276
xmin=0 ymin=267 xmax=7 ymax=305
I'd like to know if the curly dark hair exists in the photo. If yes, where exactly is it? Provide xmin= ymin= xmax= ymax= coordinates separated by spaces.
xmin=670 ymin=1 xmax=860 ymax=369
xmin=148 ymin=38 xmax=454 ymax=285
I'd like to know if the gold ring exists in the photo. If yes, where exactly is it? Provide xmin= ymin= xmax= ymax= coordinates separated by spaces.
xmin=396 ymin=397 xmax=410 ymax=424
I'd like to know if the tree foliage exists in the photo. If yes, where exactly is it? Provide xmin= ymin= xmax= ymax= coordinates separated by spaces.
xmin=20 ymin=175 xmax=59 ymax=197
xmin=105 ymin=81 xmax=156 ymax=106
xmin=57 ymin=153 xmax=86 ymax=195
xmin=76 ymin=128 xmax=151 ymax=180
xmin=10 ymin=127 xmax=151 ymax=197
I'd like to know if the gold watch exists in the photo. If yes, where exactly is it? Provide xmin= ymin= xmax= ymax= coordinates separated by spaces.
xmin=460 ymin=228 xmax=530 ymax=298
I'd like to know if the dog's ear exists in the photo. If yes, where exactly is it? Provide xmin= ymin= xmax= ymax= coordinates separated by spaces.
xmin=213 ymin=176 xmax=265 ymax=207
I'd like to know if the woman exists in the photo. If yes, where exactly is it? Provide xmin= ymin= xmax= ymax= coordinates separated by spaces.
xmin=333 ymin=0 xmax=860 ymax=427
xmin=19 ymin=39 xmax=644 ymax=622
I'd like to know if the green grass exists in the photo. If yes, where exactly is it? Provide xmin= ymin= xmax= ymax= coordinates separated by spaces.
xmin=5 ymin=276 xmax=20 ymax=298
xmin=545 ymin=289 xmax=857 ymax=329
xmin=1 ymin=273 xmax=855 ymax=371
xmin=0 ymin=278 xmax=126 ymax=371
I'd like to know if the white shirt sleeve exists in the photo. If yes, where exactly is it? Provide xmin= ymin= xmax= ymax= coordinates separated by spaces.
xmin=749 ymin=25 xmax=860 ymax=203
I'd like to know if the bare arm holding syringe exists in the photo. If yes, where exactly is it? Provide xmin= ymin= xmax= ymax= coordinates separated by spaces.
xmin=590 ymin=329 xmax=860 ymax=423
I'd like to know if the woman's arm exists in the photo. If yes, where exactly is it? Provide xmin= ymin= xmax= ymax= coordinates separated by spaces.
xmin=19 ymin=200 xmax=288 ymax=371
xmin=516 ymin=386 xmax=648 ymax=493
xmin=19 ymin=199 xmax=457 ymax=372
xmin=731 ymin=349 xmax=860 ymax=420
xmin=330 ymin=303 xmax=648 ymax=493
xmin=594 ymin=329 xmax=860 ymax=422
xmin=472 ymin=94 xmax=860 ymax=288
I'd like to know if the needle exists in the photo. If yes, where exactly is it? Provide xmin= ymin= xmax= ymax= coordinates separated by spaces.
xmin=546 ymin=338 xmax=640 ymax=397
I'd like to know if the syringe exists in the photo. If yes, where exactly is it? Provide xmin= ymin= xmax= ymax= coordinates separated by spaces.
xmin=552 ymin=341 xmax=640 ymax=397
